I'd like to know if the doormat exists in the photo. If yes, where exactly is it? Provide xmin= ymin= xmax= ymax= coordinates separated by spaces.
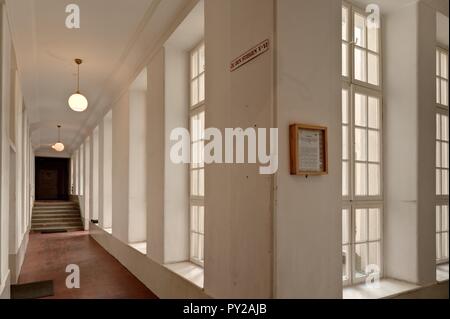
xmin=41 ymin=229 xmax=68 ymax=234
xmin=11 ymin=280 xmax=54 ymax=299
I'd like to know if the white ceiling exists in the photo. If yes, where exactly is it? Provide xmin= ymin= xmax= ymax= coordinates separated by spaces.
xmin=5 ymin=0 xmax=155 ymax=154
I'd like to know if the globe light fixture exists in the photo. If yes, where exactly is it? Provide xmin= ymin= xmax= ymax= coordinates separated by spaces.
xmin=68 ymin=58 xmax=88 ymax=112
xmin=52 ymin=125 xmax=65 ymax=152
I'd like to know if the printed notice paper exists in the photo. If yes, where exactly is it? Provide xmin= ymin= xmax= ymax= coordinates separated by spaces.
xmin=298 ymin=130 xmax=322 ymax=172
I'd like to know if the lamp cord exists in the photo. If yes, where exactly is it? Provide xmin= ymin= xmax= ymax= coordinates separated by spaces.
xmin=77 ymin=64 xmax=80 ymax=93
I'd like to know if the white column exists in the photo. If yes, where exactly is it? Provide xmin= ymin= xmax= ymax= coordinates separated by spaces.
xmin=384 ymin=1 xmax=436 ymax=285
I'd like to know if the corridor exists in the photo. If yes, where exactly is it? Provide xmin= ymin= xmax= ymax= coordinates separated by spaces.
xmin=0 ymin=0 xmax=449 ymax=302
xmin=18 ymin=230 xmax=156 ymax=299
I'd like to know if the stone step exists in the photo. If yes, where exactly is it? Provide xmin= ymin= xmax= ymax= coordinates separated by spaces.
xmin=32 ymin=216 xmax=81 ymax=221
xmin=33 ymin=206 xmax=79 ymax=211
xmin=33 ymin=210 xmax=80 ymax=216
xmin=34 ymin=202 xmax=78 ymax=207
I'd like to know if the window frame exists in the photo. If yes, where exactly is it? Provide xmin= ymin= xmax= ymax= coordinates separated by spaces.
xmin=435 ymin=47 xmax=449 ymax=265
xmin=350 ymin=5 xmax=383 ymax=92
xmin=189 ymin=41 xmax=205 ymax=267
xmin=342 ymin=1 xmax=384 ymax=287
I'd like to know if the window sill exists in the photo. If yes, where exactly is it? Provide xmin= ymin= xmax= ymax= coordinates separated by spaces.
xmin=343 ymin=278 xmax=420 ymax=299
xmin=103 ymin=227 xmax=112 ymax=234
xmin=437 ymin=263 xmax=449 ymax=283
xmin=165 ymin=261 xmax=204 ymax=289
xmin=129 ymin=241 xmax=147 ymax=255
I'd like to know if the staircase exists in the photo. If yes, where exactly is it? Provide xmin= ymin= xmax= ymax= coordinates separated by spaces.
xmin=31 ymin=201 xmax=84 ymax=233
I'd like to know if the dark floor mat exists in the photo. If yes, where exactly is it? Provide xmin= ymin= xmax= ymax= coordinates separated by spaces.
xmin=11 ymin=280 xmax=54 ymax=299
xmin=40 ymin=229 xmax=68 ymax=234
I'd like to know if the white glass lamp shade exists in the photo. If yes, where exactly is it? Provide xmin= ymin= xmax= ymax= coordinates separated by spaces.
xmin=53 ymin=142 xmax=65 ymax=152
xmin=68 ymin=93 xmax=88 ymax=112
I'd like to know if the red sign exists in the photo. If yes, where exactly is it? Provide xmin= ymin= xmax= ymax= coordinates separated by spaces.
xmin=230 ymin=39 xmax=269 ymax=72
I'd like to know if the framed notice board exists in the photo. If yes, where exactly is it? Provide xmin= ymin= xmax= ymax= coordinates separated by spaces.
xmin=289 ymin=124 xmax=328 ymax=176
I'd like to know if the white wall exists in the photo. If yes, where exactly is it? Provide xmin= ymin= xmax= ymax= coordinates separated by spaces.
xmin=147 ymin=48 xmax=165 ymax=263
xmin=275 ymin=0 xmax=342 ymax=298
xmin=101 ymin=112 xmax=112 ymax=229
xmin=0 ymin=2 xmax=34 ymax=297
xmin=204 ymin=0 xmax=275 ymax=298
xmin=129 ymin=83 xmax=147 ymax=243
xmin=112 ymin=93 xmax=130 ymax=243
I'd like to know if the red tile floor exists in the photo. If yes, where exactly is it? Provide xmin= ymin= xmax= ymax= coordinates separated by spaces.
xmin=18 ymin=231 xmax=158 ymax=299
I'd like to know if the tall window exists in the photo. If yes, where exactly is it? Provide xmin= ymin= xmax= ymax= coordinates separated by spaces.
xmin=342 ymin=2 xmax=383 ymax=286
xmin=436 ymin=47 xmax=449 ymax=264
xmin=190 ymin=42 xmax=205 ymax=267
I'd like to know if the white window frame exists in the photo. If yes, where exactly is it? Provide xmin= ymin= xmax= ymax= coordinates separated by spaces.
xmin=435 ymin=46 xmax=449 ymax=265
xmin=342 ymin=1 xmax=384 ymax=287
xmin=350 ymin=5 xmax=382 ymax=91
xmin=189 ymin=41 xmax=205 ymax=267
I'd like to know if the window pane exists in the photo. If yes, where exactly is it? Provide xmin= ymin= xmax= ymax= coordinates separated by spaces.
xmin=199 ymin=73 xmax=205 ymax=103
xmin=343 ymin=126 xmax=349 ymax=160
xmin=368 ymin=53 xmax=379 ymax=86
xmin=191 ymin=170 xmax=198 ymax=196
xmin=356 ymin=163 xmax=368 ymax=196
xmin=368 ymin=97 xmax=380 ymax=129
xmin=367 ymin=25 xmax=378 ymax=52
xmin=441 ymin=52 xmax=448 ymax=79
xmin=191 ymin=205 xmax=199 ymax=231
xmin=436 ymin=169 xmax=442 ymax=195
xmin=368 ymin=164 xmax=380 ymax=196
xmin=355 ymin=93 xmax=367 ymax=127
xmin=191 ymin=79 xmax=199 ymax=106
xmin=442 ymin=206 xmax=449 ymax=231
xmin=354 ymin=12 xmax=366 ymax=47
xmin=442 ymin=233 xmax=449 ymax=259
xmin=355 ymin=128 xmax=367 ymax=161
xmin=437 ymin=234 xmax=442 ymax=260
xmin=437 ymin=142 xmax=442 ymax=167
xmin=441 ymin=205 xmax=448 ymax=231
xmin=368 ymin=130 xmax=380 ymax=162
xmin=191 ymin=233 xmax=199 ymax=258
xmin=354 ymin=48 xmax=367 ymax=82
xmin=437 ymin=78 xmax=441 ymax=104
xmin=342 ymin=6 xmax=348 ymax=41
xmin=436 ymin=205 xmax=441 ymax=232
xmin=442 ymin=169 xmax=448 ymax=195
xmin=368 ymin=242 xmax=381 ymax=269
xmin=199 ymin=45 xmax=205 ymax=74
xmin=442 ymin=115 xmax=449 ymax=141
xmin=437 ymin=50 xmax=441 ymax=76
xmin=355 ymin=209 xmax=368 ymax=242
xmin=369 ymin=209 xmax=381 ymax=240
xmin=342 ymin=209 xmax=350 ymax=244
xmin=342 ymin=161 xmax=349 ymax=197
xmin=198 ymin=234 xmax=204 ymax=261
xmin=198 ymin=169 xmax=205 ymax=196
xmin=437 ymin=114 xmax=442 ymax=140
xmin=441 ymin=79 xmax=448 ymax=106
xmin=343 ymin=245 xmax=350 ymax=281
xmin=442 ymin=143 xmax=448 ymax=168
xmin=198 ymin=206 xmax=205 ymax=234
xmin=191 ymin=51 xmax=198 ymax=79
xmin=342 ymin=43 xmax=349 ymax=77
xmin=342 ymin=89 xmax=349 ymax=124
xmin=355 ymin=243 xmax=368 ymax=278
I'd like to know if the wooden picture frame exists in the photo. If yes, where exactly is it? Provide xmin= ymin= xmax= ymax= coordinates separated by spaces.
xmin=290 ymin=124 xmax=328 ymax=176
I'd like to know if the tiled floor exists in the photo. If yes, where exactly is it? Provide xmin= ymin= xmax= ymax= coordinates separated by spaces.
xmin=18 ymin=231 xmax=158 ymax=299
